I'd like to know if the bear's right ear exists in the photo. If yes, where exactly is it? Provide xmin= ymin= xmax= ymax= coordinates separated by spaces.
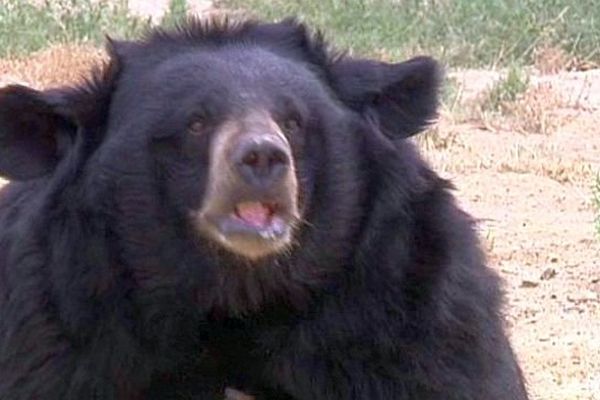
xmin=330 ymin=56 xmax=441 ymax=139
xmin=0 ymin=85 xmax=80 ymax=181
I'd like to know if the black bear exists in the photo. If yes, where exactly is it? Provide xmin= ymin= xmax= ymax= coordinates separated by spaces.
xmin=0 ymin=17 xmax=528 ymax=400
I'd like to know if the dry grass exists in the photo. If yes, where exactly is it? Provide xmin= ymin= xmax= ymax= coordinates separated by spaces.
xmin=416 ymin=125 xmax=460 ymax=151
xmin=0 ymin=44 xmax=105 ymax=89
xmin=503 ymin=82 xmax=567 ymax=135
xmin=420 ymin=123 xmax=594 ymax=186
xmin=533 ymin=43 xmax=600 ymax=74
xmin=533 ymin=43 xmax=572 ymax=74
xmin=463 ymin=69 xmax=568 ymax=136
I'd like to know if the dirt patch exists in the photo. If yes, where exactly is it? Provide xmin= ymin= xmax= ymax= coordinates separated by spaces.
xmin=1 ymin=46 xmax=599 ymax=400
xmin=421 ymin=67 xmax=600 ymax=399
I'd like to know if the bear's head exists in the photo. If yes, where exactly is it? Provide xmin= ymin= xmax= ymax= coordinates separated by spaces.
xmin=0 ymin=18 xmax=440 ymax=310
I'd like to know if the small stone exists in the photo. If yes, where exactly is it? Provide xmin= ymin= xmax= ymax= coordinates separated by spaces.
xmin=520 ymin=280 xmax=539 ymax=288
xmin=540 ymin=268 xmax=557 ymax=281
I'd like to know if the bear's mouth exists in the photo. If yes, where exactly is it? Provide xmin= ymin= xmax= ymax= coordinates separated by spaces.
xmin=195 ymin=197 xmax=297 ymax=260
xmin=222 ymin=201 xmax=290 ymax=239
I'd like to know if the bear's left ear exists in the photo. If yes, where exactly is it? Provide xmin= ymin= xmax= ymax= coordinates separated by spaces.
xmin=0 ymin=85 xmax=80 ymax=181
xmin=330 ymin=56 xmax=441 ymax=138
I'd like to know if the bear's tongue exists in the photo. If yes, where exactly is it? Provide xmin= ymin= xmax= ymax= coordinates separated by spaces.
xmin=235 ymin=202 xmax=272 ymax=228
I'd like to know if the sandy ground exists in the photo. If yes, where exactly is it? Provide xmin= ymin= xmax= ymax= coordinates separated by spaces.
xmin=424 ymin=68 xmax=600 ymax=399
xmin=1 ymin=44 xmax=599 ymax=400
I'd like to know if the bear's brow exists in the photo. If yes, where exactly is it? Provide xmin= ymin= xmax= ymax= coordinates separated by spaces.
xmin=142 ymin=45 xmax=326 ymax=98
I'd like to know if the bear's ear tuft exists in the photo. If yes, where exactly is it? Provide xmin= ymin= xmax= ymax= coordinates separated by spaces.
xmin=331 ymin=56 xmax=442 ymax=138
xmin=0 ymin=85 xmax=77 ymax=181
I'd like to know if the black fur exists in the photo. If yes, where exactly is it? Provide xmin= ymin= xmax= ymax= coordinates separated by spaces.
xmin=0 ymin=17 xmax=528 ymax=399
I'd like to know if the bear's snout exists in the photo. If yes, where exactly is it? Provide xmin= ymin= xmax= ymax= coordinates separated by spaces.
xmin=193 ymin=111 xmax=300 ymax=259
xmin=232 ymin=134 xmax=291 ymax=190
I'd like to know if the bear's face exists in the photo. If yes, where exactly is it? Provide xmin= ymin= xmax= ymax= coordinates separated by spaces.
xmin=100 ymin=45 xmax=344 ymax=259
xmin=0 ymin=18 xmax=441 ymax=265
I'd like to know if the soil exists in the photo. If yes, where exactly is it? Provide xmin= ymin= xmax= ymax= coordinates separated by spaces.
xmin=424 ymin=68 xmax=600 ymax=399
xmin=1 ymin=45 xmax=599 ymax=400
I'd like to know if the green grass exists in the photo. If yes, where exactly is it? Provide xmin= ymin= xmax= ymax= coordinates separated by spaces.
xmin=481 ymin=66 xmax=529 ymax=113
xmin=440 ymin=76 xmax=462 ymax=113
xmin=220 ymin=0 xmax=600 ymax=68
xmin=0 ymin=0 xmax=151 ymax=57
xmin=162 ymin=0 xmax=189 ymax=29
xmin=2 ymin=0 xmax=599 ymax=68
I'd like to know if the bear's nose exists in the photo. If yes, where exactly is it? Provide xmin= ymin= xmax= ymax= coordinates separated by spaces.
xmin=233 ymin=136 xmax=290 ymax=188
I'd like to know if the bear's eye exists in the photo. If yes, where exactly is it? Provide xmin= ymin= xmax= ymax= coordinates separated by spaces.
xmin=188 ymin=120 xmax=205 ymax=136
xmin=281 ymin=118 xmax=301 ymax=136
